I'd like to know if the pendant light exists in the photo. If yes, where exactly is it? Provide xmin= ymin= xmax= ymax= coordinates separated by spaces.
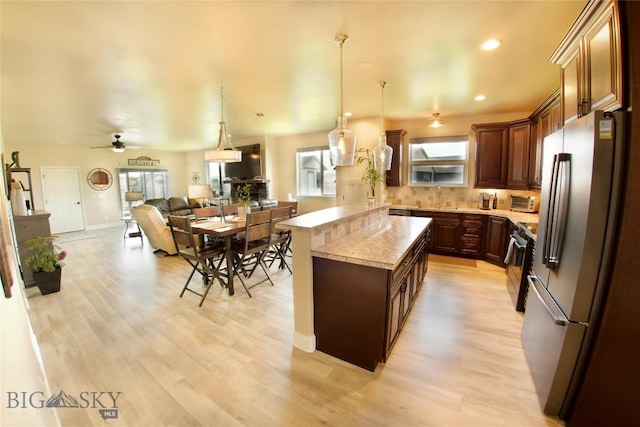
xmin=328 ymin=33 xmax=356 ymax=166
xmin=204 ymin=86 xmax=242 ymax=163
xmin=428 ymin=112 xmax=444 ymax=128
xmin=372 ymin=81 xmax=393 ymax=171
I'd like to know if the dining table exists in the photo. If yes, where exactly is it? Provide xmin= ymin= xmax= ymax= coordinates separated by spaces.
xmin=191 ymin=217 xmax=246 ymax=296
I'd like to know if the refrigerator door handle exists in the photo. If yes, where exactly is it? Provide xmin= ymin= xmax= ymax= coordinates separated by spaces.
xmin=527 ymin=275 xmax=568 ymax=326
xmin=543 ymin=153 xmax=571 ymax=269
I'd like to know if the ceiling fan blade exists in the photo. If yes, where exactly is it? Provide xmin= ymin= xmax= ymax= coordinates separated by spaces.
xmin=125 ymin=145 xmax=143 ymax=150
xmin=89 ymin=146 xmax=114 ymax=149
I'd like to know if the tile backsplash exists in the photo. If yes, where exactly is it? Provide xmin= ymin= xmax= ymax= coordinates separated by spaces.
xmin=386 ymin=186 xmax=540 ymax=210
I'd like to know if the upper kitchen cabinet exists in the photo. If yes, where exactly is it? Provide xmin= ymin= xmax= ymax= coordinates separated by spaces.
xmin=473 ymin=119 xmax=532 ymax=189
xmin=472 ymin=123 xmax=508 ymax=188
xmin=529 ymin=90 xmax=561 ymax=189
xmin=385 ymin=129 xmax=406 ymax=187
xmin=551 ymin=0 xmax=622 ymax=125
xmin=506 ymin=119 xmax=531 ymax=190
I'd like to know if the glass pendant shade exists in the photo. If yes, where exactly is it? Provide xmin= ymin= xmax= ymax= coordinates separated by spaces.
xmin=373 ymin=135 xmax=393 ymax=170
xmin=328 ymin=115 xmax=356 ymax=166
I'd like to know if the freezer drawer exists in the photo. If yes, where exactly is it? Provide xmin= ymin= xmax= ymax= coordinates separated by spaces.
xmin=522 ymin=275 xmax=586 ymax=417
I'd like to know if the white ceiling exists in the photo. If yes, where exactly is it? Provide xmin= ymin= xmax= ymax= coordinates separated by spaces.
xmin=0 ymin=1 xmax=586 ymax=152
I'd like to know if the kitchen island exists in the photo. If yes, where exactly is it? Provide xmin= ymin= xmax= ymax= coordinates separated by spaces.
xmin=277 ymin=203 xmax=431 ymax=371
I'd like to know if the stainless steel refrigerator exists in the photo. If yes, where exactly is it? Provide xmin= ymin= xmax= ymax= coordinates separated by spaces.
xmin=522 ymin=110 xmax=626 ymax=418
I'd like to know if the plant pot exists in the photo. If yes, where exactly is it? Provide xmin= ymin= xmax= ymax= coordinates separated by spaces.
xmin=34 ymin=268 xmax=62 ymax=295
xmin=237 ymin=206 xmax=251 ymax=220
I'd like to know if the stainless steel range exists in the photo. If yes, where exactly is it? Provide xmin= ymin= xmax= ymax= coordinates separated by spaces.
xmin=505 ymin=221 xmax=537 ymax=312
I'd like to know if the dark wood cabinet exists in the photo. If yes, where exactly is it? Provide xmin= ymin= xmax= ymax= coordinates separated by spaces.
xmin=551 ymin=0 xmax=622 ymax=125
xmin=312 ymin=228 xmax=429 ymax=371
xmin=484 ymin=216 xmax=509 ymax=267
xmin=414 ymin=211 xmax=460 ymax=255
xmin=529 ymin=90 xmax=561 ymax=189
xmin=506 ymin=120 xmax=531 ymax=189
xmin=460 ymin=214 xmax=485 ymax=258
xmin=473 ymin=124 xmax=508 ymax=188
xmin=385 ymin=129 xmax=405 ymax=187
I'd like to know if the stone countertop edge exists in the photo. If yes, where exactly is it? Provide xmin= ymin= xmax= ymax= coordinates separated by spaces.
xmin=311 ymin=216 xmax=431 ymax=271
xmin=391 ymin=204 xmax=540 ymax=225
xmin=276 ymin=203 xmax=391 ymax=231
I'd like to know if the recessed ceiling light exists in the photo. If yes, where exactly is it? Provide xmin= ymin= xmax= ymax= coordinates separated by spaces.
xmin=344 ymin=112 xmax=352 ymax=117
xmin=360 ymin=62 xmax=373 ymax=69
xmin=481 ymin=39 xmax=501 ymax=51
xmin=474 ymin=95 xmax=486 ymax=101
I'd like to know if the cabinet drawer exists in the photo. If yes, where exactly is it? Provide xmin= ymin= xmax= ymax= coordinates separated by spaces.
xmin=460 ymin=236 xmax=483 ymax=255
xmin=463 ymin=225 xmax=483 ymax=237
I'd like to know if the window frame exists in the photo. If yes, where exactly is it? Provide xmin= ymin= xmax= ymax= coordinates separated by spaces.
xmin=408 ymin=136 xmax=469 ymax=187
xmin=117 ymin=168 xmax=169 ymax=217
xmin=296 ymin=147 xmax=336 ymax=198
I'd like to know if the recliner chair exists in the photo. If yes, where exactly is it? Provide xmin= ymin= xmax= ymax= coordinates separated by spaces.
xmin=131 ymin=204 xmax=178 ymax=255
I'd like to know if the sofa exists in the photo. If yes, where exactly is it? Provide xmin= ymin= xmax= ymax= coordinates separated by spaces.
xmin=144 ymin=196 xmax=200 ymax=218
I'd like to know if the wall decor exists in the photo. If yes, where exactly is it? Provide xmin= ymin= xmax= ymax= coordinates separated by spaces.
xmin=87 ymin=168 xmax=112 ymax=191
xmin=128 ymin=156 xmax=160 ymax=166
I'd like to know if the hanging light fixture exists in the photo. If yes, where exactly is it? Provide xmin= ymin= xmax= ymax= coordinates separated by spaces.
xmin=428 ymin=112 xmax=444 ymax=128
xmin=328 ymin=33 xmax=356 ymax=166
xmin=204 ymin=86 xmax=242 ymax=163
xmin=372 ymin=81 xmax=393 ymax=171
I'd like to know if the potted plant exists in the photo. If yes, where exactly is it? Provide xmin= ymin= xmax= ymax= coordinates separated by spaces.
xmin=356 ymin=148 xmax=384 ymax=204
xmin=235 ymin=183 xmax=253 ymax=219
xmin=25 ymin=235 xmax=66 ymax=295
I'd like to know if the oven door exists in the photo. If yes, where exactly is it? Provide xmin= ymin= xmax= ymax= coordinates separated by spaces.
xmin=506 ymin=232 xmax=528 ymax=310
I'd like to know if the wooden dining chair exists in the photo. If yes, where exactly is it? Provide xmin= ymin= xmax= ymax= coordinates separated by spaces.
xmin=265 ymin=206 xmax=292 ymax=273
xmin=230 ymin=209 xmax=275 ymax=297
xmin=221 ymin=203 xmax=239 ymax=221
xmin=168 ymin=215 xmax=227 ymax=306
xmin=193 ymin=206 xmax=222 ymax=220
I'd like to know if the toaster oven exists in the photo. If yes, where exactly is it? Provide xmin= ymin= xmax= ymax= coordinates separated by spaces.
xmin=509 ymin=195 xmax=539 ymax=213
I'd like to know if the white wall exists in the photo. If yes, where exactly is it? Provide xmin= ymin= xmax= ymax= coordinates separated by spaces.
xmin=3 ymin=144 xmax=189 ymax=228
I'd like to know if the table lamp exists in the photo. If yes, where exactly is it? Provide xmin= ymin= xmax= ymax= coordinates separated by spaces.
xmin=188 ymin=185 xmax=213 ymax=207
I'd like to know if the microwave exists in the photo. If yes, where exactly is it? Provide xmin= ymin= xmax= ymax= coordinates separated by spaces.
xmin=510 ymin=195 xmax=539 ymax=213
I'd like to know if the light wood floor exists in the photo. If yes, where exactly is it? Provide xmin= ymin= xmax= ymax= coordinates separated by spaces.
xmin=25 ymin=226 xmax=564 ymax=426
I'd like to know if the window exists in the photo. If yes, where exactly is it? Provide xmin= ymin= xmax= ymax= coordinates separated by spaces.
xmin=296 ymin=148 xmax=336 ymax=197
xmin=408 ymin=136 xmax=469 ymax=186
xmin=118 ymin=168 xmax=168 ymax=217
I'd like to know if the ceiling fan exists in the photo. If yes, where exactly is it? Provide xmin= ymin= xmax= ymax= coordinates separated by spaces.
xmin=90 ymin=134 xmax=142 ymax=153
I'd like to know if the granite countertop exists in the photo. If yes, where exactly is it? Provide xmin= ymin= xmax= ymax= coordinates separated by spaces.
xmin=311 ymin=216 xmax=431 ymax=271
xmin=390 ymin=204 xmax=540 ymax=226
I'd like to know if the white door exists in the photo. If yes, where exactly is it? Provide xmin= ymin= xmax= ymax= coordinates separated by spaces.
xmin=41 ymin=167 xmax=85 ymax=234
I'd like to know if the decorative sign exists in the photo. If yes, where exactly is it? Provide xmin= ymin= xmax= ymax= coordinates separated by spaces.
xmin=128 ymin=156 xmax=160 ymax=166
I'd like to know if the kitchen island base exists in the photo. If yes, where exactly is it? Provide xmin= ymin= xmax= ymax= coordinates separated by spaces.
xmin=313 ymin=225 xmax=430 ymax=371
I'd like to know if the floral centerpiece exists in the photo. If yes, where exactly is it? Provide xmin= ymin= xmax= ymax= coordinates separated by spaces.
xmin=235 ymin=183 xmax=253 ymax=219
xmin=25 ymin=235 xmax=66 ymax=295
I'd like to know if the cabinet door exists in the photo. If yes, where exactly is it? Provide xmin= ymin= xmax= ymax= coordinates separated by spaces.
xmin=561 ymin=51 xmax=582 ymax=126
xmin=484 ymin=216 xmax=509 ymax=267
xmin=385 ymin=130 xmax=405 ymax=187
xmin=585 ymin=5 xmax=622 ymax=112
xmin=506 ymin=121 xmax=531 ymax=189
xmin=474 ymin=125 xmax=508 ymax=188
xmin=386 ymin=282 xmax=404 ymax=356
xmin=432 ymin=215 xmax=461 ymax=254
xmin=528 ymin=120 xmax=541 ymax=189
